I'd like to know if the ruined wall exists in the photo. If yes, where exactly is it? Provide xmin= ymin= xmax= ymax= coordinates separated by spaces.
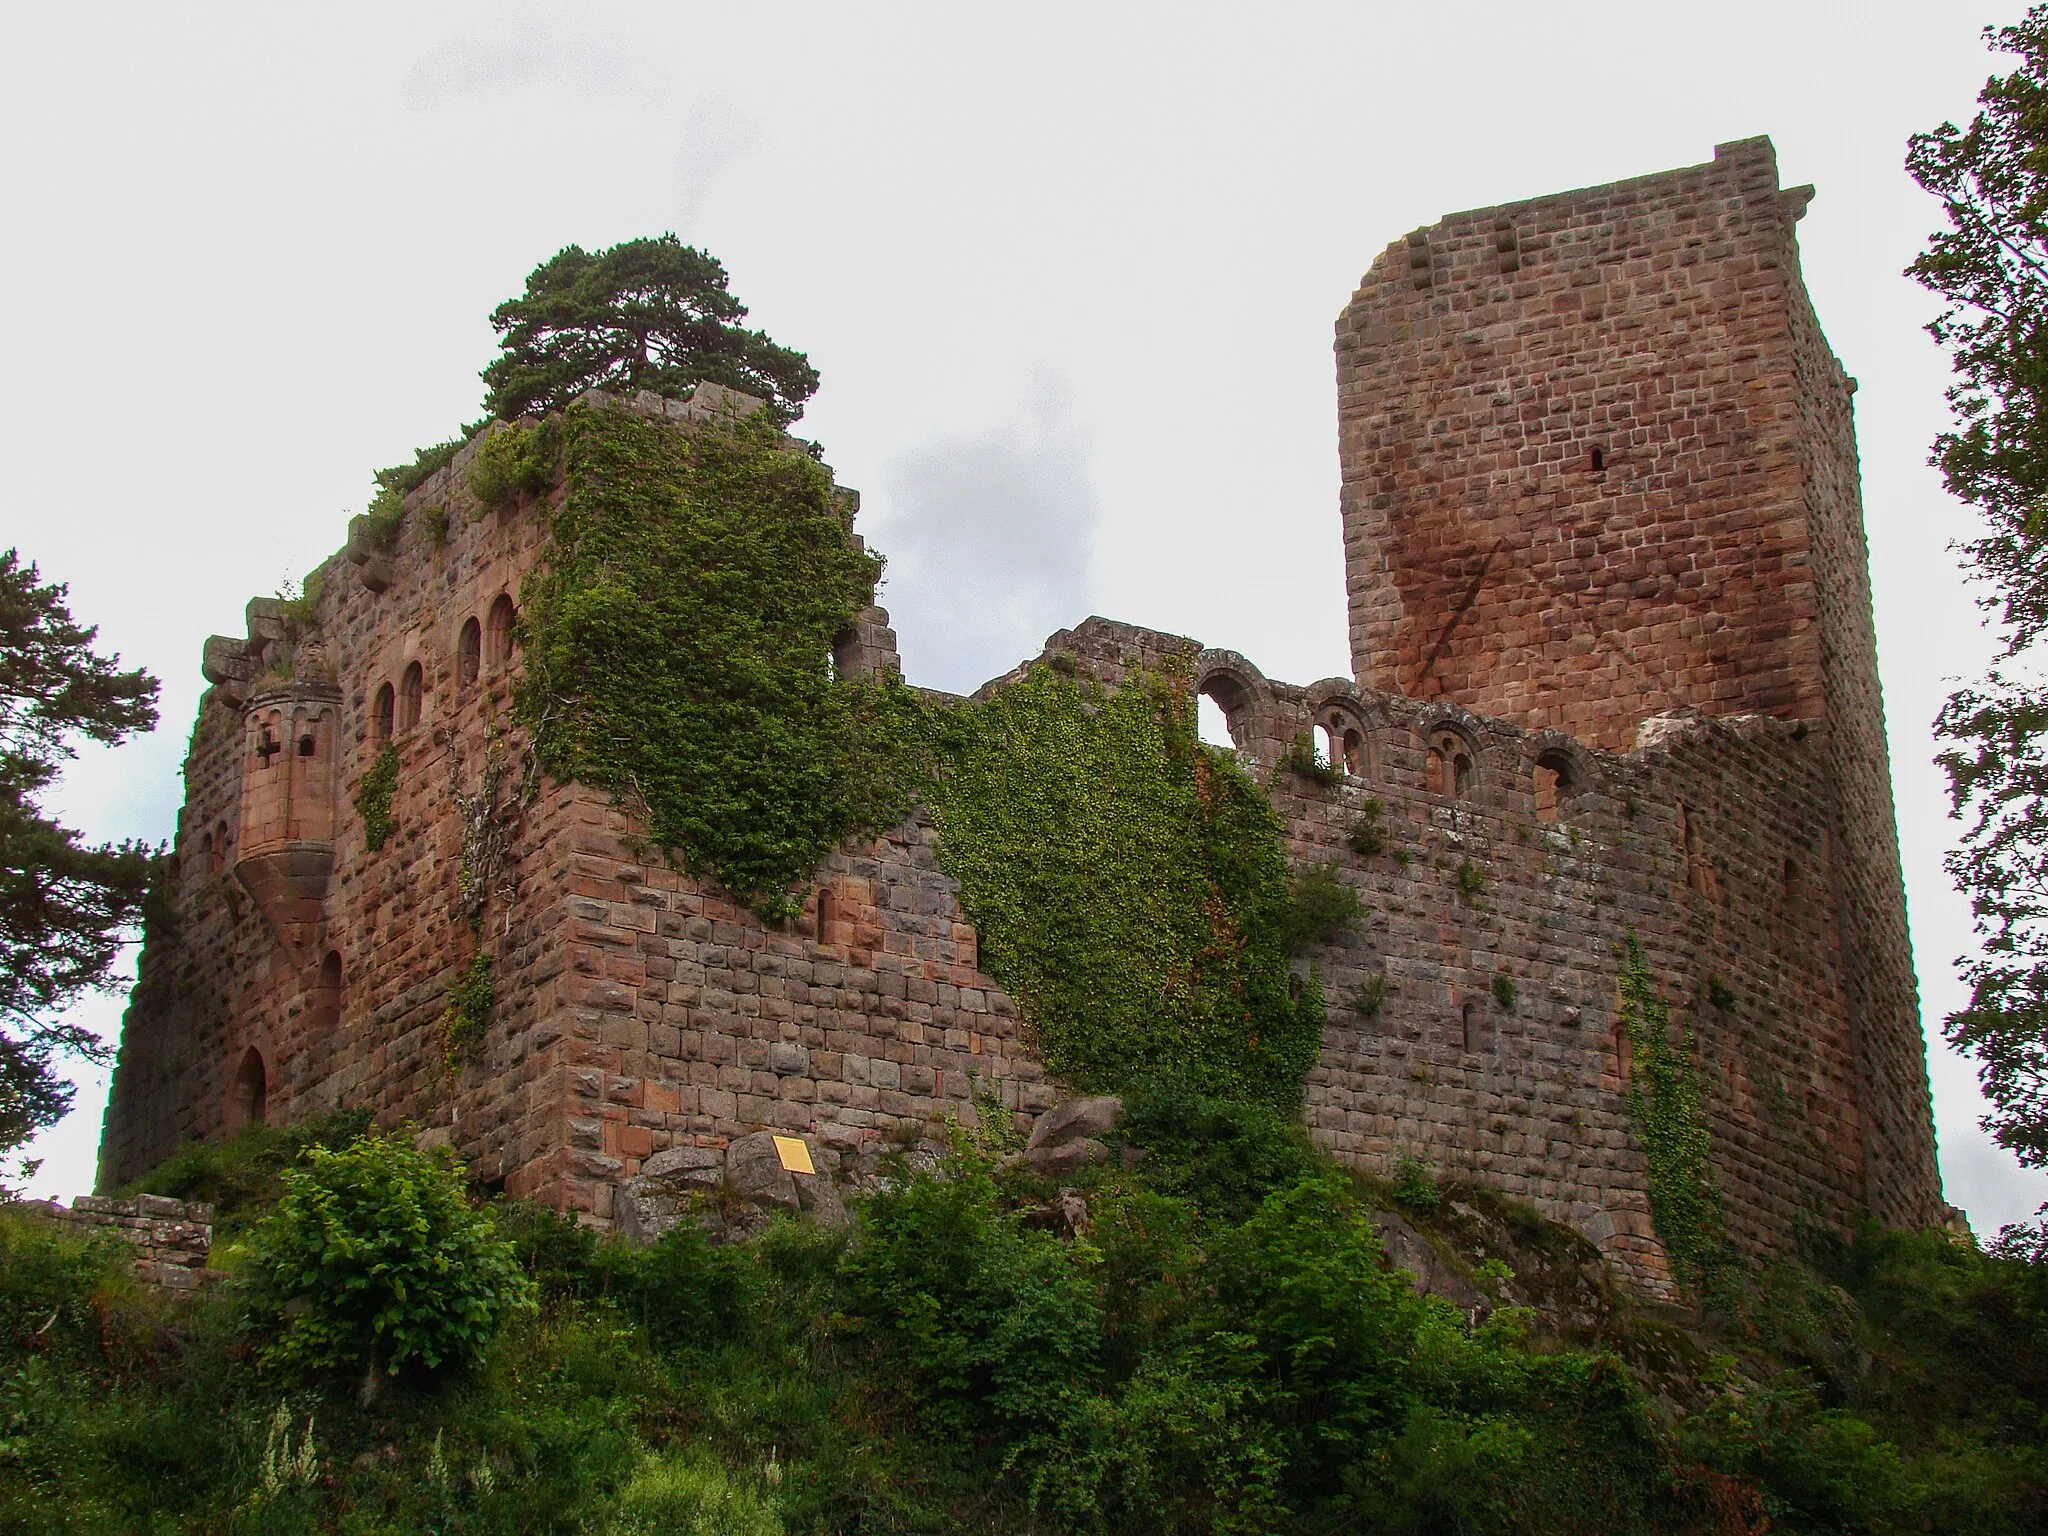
xmin=1337 ymin=138 xmax=1825 ymax=749
xmin=102 ymin=394 xmax=1044 ymax=1221
xmin=1036 ymin=617 xmax=1867 ymax=1290
xmin=103 ymin=142 xmax=1946 ymax=1288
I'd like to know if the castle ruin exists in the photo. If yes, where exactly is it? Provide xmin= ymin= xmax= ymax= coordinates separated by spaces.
xmin=101 ymin=139 xmax=1945 ymax=1290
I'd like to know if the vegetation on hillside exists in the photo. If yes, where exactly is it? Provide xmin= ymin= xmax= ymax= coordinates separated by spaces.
xmin=3 ymin=1108 xmax=2045 ymax=1534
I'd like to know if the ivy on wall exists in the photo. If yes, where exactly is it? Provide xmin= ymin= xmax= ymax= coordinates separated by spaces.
xmin=921 ymin=665 xmax=1325 ymax=1111
xmin=1617 ymin=934 xmax=1733 ymax=1294
xmin=437 ymin=951 xmax=494 ymax=1068
xmin=514 ymin=401 xmax=925 ymax=919
xmin=355 ymin=744 xmax=399 ymax=853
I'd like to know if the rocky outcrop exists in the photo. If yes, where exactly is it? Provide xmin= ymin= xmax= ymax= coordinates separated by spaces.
xmin=613 ymin=1133 xmax=848 ymax=1245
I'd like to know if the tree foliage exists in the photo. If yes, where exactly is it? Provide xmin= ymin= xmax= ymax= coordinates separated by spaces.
xmin=1912 ymin=8 xmax=2048 ymax=1170
xmin=246 ymin=1132 xmax=534 ymax=1392
xmin=481 ymin=235 xmax=819 ymax=425
xmin=0 ymin=548 xmax=158 ymax=1174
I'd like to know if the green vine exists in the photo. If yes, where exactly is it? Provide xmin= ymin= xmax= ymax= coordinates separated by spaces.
xmin=355 ymin=743 xmax=399 ymax=853
xmin=921 ymin=665 xmax=1323 ymax=1110
xmin=437 ymin=951 xmax=494 ymax=1068
xmin=515 ymin=400 xmax=924 ymax=919
xmin=1617 ymin=934 xmax=1734 ymax=1295
xmin=1278 ymin=731 xmax=1343 ymax=788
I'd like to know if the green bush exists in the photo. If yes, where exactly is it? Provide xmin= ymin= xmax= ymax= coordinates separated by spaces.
xmin=246 ymin=1132 xmax=535 ymax=1391
xmin=1280 ymin=859 xmax=1362 ymax=952
xmin=1117 ymin=1077 xmax=1319 ymax=1225
xmin=468 ymin=419 xmax=561 ymax=511
xmin=601 ymin=1449 xmax=783 ymax=1536
xmin=629 ymin=1222 xmax=757 ymax=1353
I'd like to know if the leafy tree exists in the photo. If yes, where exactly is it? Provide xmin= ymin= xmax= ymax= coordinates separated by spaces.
xmin=0 ymin=549 xmax=158 ymax=1180
xmin=246 ymin=1132 xmax=534 ymax=1402
xmin=1912 ymin=8 xmax=2048 ymax=1172
xmin=480 ymin=235 xmax=819 ymax=425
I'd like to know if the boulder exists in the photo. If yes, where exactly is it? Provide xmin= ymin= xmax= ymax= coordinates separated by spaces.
xmin=724 ymin=1132 xmax=802 ymax=1214
xmin=612 ymin=1175 xmax=683 ymax=1246
xmin=1004 ymin=1094 xmax=1121 ymax=1178
xmin=1025 ymin=1096 xmax=1123 ymax=1153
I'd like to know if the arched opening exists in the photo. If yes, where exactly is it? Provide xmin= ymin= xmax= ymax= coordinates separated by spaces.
xmin=373 ymin=681 xmax=395 ymax=741
xmin=1613 ymin=1023 xmax=1634 ymax=1086
xmin=297 ymin=731 xmax=316 ymax=757
xmin=398 ymin=662 xmax=424 ymax=731
xmin=815 ymin=887 xmax=835 ymax=944
xmin=1532 ymin=748 xmax=1575 ymax=823
xmin=1196 ymin=672 xmax=1254 ymax=751
xmin=1340 ymin=727 xmax=1367 ymax=777
xmin=211 ymin=820 xmax=228 ymax=874
xmin=1461 ymin=1000 xmax=1478 ymax=1053
xmin=1588 ymin=446 xmax=1606 ymax=473
xmin=486 ymin=595 xmax=517 ymax=670
xmin=1426 ymin=728 xmax=1475 ymax=799
xmin=1783 ymin=856 xmax=1803 ymax=901
xmin=229 ymin=1046 xmax=268 ymax=1131
xmin=458 ymin=618 xmax=482 ymax=688
xmin=1314 ymin=722 xmax=1339 ymax=771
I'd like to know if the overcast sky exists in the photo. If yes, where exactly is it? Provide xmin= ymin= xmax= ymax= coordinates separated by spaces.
xmin=8 ymin=0 xmax=2044 ymax=1234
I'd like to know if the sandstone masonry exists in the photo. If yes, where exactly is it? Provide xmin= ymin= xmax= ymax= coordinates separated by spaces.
xmin=100 ymin=140 xmax=1944 ymax=1293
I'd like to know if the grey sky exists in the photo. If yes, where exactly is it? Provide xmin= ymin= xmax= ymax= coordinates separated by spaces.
xmin=6 ymin=0 xmax=2042 ymax=1232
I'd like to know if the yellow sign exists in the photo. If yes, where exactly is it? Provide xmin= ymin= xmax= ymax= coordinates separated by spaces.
xmin=772 ymin=1135 xmax=815 ymax=1175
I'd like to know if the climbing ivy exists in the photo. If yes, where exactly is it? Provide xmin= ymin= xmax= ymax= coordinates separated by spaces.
xmin=437 ymin=951 xmax=494 ymax=1068
xmin=1617 ymin=933 xmax=1734 ymax=1295
xmin=514 ymin=400 xmax=925 ymax=919
xmin=921 ymin=665 xmax=1324 ymax=1111
xmin=355 ymin=744 xmax=399 ymax=853
xmin=467 ymin=419 xmax=561 ymax=513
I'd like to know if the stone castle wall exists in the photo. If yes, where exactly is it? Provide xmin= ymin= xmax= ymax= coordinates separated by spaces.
xmin=101 ymin=140 xmax=1945 ymax=1290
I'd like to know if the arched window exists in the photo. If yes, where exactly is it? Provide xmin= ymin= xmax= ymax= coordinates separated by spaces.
xmin=1426 ymin=728 xmax=1475 ymax=799
xmin=1197 ymin=673 xmax=1253 ymax=751
xmin=1340 ymin=726 xmax=1367 ymax=777
xmin=297 ymin=730 xmax=317 ymax=758
xmin=1532 ymin=748 xmax=1575 ymax=823
xmin=229 ymin=1046 xmax=268 ymax=1130
xmin=212 ymin=820 xmax=228 ymax=874
xmin=373 ymin=682 xmax=395 ymax=741
xmin=1461 ymin=1000 xmax=1479 ymax=1053
xmin=1314 ymin=723 xmax=1339 ymax=771
xmin=487 ymin=595 xmax=517 ymax=670
xmin=458 ymin=618 xmax=482 ymax=688
xmin=815 ymin=886 xmax=835 ymax=944
xmin=398 ymin=662 xmax=424 ymax=731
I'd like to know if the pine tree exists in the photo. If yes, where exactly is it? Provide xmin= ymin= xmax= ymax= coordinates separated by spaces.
xmin=480 ymin=235 xmax=818 ymax=425
xmin=0 ymin=549 xmax=158 ymax=1178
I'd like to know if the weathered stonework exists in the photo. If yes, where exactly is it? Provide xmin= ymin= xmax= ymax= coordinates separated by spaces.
xmin=100 ymin=140 xmax=1943 ymax=1293
xmin=20 ymin=1196 xmax=216 ymax=1289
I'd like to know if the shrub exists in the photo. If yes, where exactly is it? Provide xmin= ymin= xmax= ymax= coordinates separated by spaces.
xmin=1279 ymin=732 xmax=1344 ymax=788
xmin=1348 ymin=797 xmax=1388 ymax=855
xmin=246 ymin=1133 xmax=535 ymax=1395
xmin=602 ymin=1449 xmax=784 ymax=1536
xmin=468 ymin=419 xmax=561 ymax=511
xmin=1281 ymin=860 xmax=1362 ymax=952
xmin=1118 ymin=1077 xmax=1319 ymax=1225
xmin=841 ymin=1170 xmax=1100 ymax=1442
xmin=629 ymin=1223 xmax=757 ymax=1354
